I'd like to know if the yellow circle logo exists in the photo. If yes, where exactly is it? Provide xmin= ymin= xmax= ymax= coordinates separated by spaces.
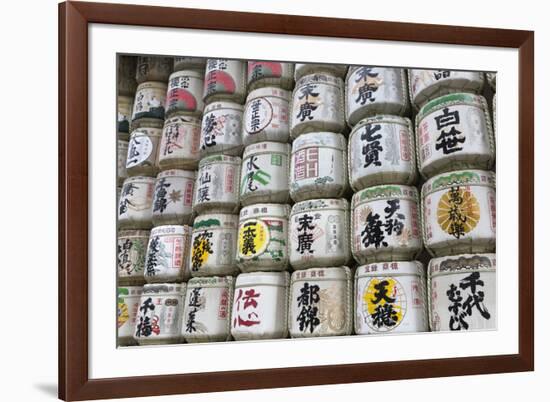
xmin=363 ymin=277 xmax=406 ymax=332
xmin=117 ymin=302 xmax=129 ymax=328
xmin=238 ymin=219 xmax=269 ymax=258
xmin=437 ymin=186 xmax=480 ymax=239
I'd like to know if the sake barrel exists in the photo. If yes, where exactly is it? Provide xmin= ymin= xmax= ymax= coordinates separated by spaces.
xmin=203 ymin=59 xmax=247 ymax=104
xmin=428 ymin=253 xmax=496 ymax=331
xmin=189 ymin=213 xmax=239 ymax=277
xmin=117 ymin=139 xmax=129 ymax=186
xmin=200 ymin=101 xmax=244 ymax=156
xmin=247 ymin=61 xmax=295 ymax=91
xmin=125 ymin=127 xmax=162 ymax=177
xmin=422 ymin=169 xmax=496 ymax=256
xmin=416 ymin=93 xmax=495 ymax=179
xmin=289 ymin=132 xmax=348 ymax=202
xmin=239 ymin=142 xmax=290 ymax=206
xmin=289 ymin=198 xmax=351 ymax=270
xmin=157 ymin=115 xmax=201 ymax=170
xmin=151 ymin=169 xmax=195 ymax=226
xmin=117 ymin=286 xmax=143 ymax=346
xmin=289 ymin=266 xmax=352 ymax=337
xmin=345 ymin=66 xmax=409 ymax=126
xmin=174 ymin=57 xmax=206 ymax=72
xmin=131 ymin=81 xmax=167 ymax=128
xmin=118 ymin=176 xmax=155 ymax=229
xmin=355 ymin=261 xmax=428 ymax=334
xmin=409 ymin=69 xmax=484 ymax=109
xmin=294 ymin=63 xmax=348 ymax=81
xmin=237 ymin=204 xmax=290 ymax=272
xmin=165 ymin=70 xmax=205 ymax=118
xmin=117 ymin=55 xmax=137 ymax=96
xmin=193 ymin=155 xmax=241 ymax=214
xmin=134 ymin=283 xmax=185 ymax=345
xmin=231 ymin=271 xmax=289 ymax=340
xmin=290 ymin=73 xmax=345 ymax=138
xmin=351 ymin=185 xmax=422 ymax=264
xmin=117 ymin=230 xmax=150 ymax=285
xmin=117 ymin=95 xmax=133 ymax=138
xmin=486 ymin=72 xmax=496 ymax=91
xmin=144 ymin=225 xmax=191 ymax=283
xmin=135 ymin=56 xmax=173 ymax=84
xmin=182 ymin=276 xmax=234 ymax=342
xmin=242 ymin=87 xmax=291 ymax=145
xmin=348 ymin=115 xmax=416 ymax=191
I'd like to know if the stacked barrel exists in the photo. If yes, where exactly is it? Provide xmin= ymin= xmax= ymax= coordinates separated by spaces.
xmin=409 ymin=70 xmax=496 ymax=332
xmin=115 ymin=57 xmax=497 ymax=346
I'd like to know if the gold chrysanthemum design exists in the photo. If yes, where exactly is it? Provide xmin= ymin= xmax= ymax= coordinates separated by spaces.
xmin=437 ymin=186 xmax=480 ymax=239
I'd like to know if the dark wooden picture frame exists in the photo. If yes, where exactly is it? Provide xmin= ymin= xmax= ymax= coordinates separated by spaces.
xmin=59 ymin=1 xmax=534 ymax=400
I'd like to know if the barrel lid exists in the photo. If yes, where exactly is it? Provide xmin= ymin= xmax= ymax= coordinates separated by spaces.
xmin=187 ymin=276 xmax=234 ymax=288
xmin=429 ymin=253 xmax=496 ymax=277
xmin=142 ymin=283 xmax=186 ymax=295
xmin=295 ymin=72 xmax=343 ymax=88
xmin=198 ymin=154 xmax=241 ymax=167
xmin=347 ymin=65 xmax=402 ymax=76
xmin=235 ymin=271 xmax=289 ymax=288
xmin=118 ymin=229 xmax=150 ymax=238
xmin=136 ymin=81 xmax=168 ymax=90
xmin=417 ymin=92 xmax=485 ymax=122
xmin=291 ymin=266 xmax=350 ymax=282
xmin=204 ymin=101 xmax=244 ymax=113
xmin=150 ymin=225 xmax=191 ymax=237
xmin=157 ymin=169 xmax=196 ymax=180
xmin=422 ymin=169 xmax=495 ymax=195
xmin=239 ymin=203 xmax=290 ymax=220
xmin=356 ymin=261 xmax=424 ymax=278
xmin=292 ymin=132 xmax=346 ymax=152
xmin=129 ymin=126 xmax=162 ymax=138
xmin=243 ymin=141 xmax=290 ymax=158
xmin=168 ymin=69 xmax=204 ymax=80
xmin=352 ymin=185 xmax=418 ymax=207
xmin=351 ymin=115 xmax=412 ymax=138
xmin=192 ymin=213 xmax=238 ymax=230
xmin=118 ymin=286 xmax=143 ymax=297
xmin=163 ymin=114 xmax=202 ymax=126
xmin=291 ymin=198 xmax=349 ymax=215
xmin=123 ymin=175 xmax=155 ymax=184
xmin=246 ymin=86 xmax=291 ymax=102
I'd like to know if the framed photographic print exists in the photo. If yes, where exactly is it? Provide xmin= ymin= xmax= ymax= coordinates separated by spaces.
xmin=59 ymin=1 xmax=534 ymax=400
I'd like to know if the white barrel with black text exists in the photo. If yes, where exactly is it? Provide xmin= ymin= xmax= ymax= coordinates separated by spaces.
xmin=203 ymin=59 xmax=247 ymax=104
xmin=182 ymin=276 xmax=234 ymax=343
xmin=117 ymin=286 xmax=143 ymax=346
xmin=144 ymin=225 xmax=191 ymax=283
xmin=117 ymin=229 xmax=150 ymax=285
xmin=157 ymin=115 xmax=201 ymax=170
xmin=416 ymin=93 xmax=494 ymax=179
xmin=429 ymin=253 xmax=496 ymax=331
xmin=134 ymin=283 xmax=185 ymax=345
xmin=345 ymin=66 xmax=409 ymax=126
xmin=125 ymin=126 xmax=162 ymax=177
xmin=192 ymin=155 xmax=241 ymax=214
xmin=200 ymin=101 xmax=244 ymax=156
xmin=351 ymin=185 xmax=422 ymax=264
xmin=348 ymin=115 xmax=416 ymax=191
xmin=239 ymin=141 xmax=290 ymax=206
xmin=118 ymin=176 xmax=155 ymax=229
xmin=289 ymin=198 xmax=350 ymax=270
xmin=289 ymin=266 xmax=352 ymax=338
xmin=247 ymin=61 xmax=295 ymax=91
xmin=151 ymin=169 xmax=195 ymax=226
